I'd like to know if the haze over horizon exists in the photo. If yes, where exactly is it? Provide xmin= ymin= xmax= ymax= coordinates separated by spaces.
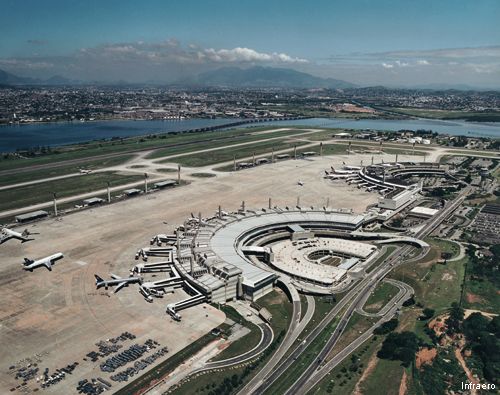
xmin=1 ymin=0 xmax=500 ymax=88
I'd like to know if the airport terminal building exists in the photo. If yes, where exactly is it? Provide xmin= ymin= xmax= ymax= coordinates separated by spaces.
xmin=173 ymin=208 xmax=376 ymax=301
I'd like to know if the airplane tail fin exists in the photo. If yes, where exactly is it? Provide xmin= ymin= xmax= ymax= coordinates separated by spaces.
xmin=22 ymin=229 xmax=30 ymax=237
xmin=23 ymin=258 xmax=34 ymax=265
xmin=94 ymin=274 xmax=104 ymax=287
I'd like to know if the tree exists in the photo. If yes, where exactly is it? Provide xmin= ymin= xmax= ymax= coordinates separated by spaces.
xmin=421 ymin=308 xmax=435 ymax=320
xmin=445 ymin=303 xmax=464 ymax=335
xmin=488 ymin=316 xmax=500 ymax=338
xmin=463 ymin=312 xmax=490 ymax=341
xmin=374 ymin=318 xmax=398 ymax=335
xmin=491 ymin=244 xmax=500 ymax=261
xmin=377 ymin=332 xmax=420 ymax=367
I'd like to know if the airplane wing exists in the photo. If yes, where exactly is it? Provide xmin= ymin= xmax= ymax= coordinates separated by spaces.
xmin=114 ymin=281 xmax=127 ymax=293
xmin=0 ymin=235 xmax=9 ymax=244
xmin=110 ymin=273 xmax=122 ymax=280
xmin=44 ymin=261 xmax=53 ymax=271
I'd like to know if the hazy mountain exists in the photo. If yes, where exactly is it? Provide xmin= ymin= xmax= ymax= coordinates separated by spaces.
xmin=0 ymin=69 xmax=41 ymax=85
xmin=185 ymin=66 xmax=356 ymax=89
xmin=44 ymin=75 xmax=82 ymax=85
xmin=407 ymin=83 xmax=495 ymax=91
xmin=0 ymin=69 xmax=82 ymax=86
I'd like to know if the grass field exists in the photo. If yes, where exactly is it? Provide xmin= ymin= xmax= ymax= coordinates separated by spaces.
xmin=389 ymin=241 xmax=465 ymax=314
xmin=363 ymin=281 xmax=400 ymax=314
xmin=425 ymin=237 xmax=460 ymax=259
xmin=381 ymin=107 xmax=500 ymax=122
xmin=210 ymin=305 xmax=262 ymax=362
xmin=357 ymin=358 xmax=405 ymax=395
xmin=462 ymin=257 xmax=500 ymax=314
xmin=0 ymin=154 xmax=134 ymax=187
xmin=0 ymin=126 xmax=307 ymax=172
xmin=146 ymin=128 xmax=313 ymax=160
xmin=0 ymin=171 xmax=144 ymax=212
xmin=163 ymin=139 xmax=311 ymax=167
xmin=190 ymin=172 xmax=216 ymax=178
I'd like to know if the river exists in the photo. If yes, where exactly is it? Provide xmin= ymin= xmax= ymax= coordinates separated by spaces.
xmin=0 ymin=117 xmax=499 ymax=152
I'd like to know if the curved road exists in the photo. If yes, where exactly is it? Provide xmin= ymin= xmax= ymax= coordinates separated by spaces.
xmin=245 ymin=187 xmax=468 ymax=395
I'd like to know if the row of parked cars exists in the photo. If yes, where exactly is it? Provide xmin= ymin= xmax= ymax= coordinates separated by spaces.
xmin=110 ymin=346 xmax=168 ymax=382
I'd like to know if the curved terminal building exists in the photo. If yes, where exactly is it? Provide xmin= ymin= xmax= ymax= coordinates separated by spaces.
xmin=167 ymin=208 xmax=387 ymax=303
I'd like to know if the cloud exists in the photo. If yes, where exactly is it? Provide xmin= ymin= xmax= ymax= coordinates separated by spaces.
xmin=328 ymin=45 xmax=500 ymax=65
xmin=200 ymin=47 xmax=308 ymax=63
xmin=0 ymin=58 xmax=54 ymax=69
xmin=381 ymin=60 xmax=409 ymax=68
xmin=378 ymin=46 xmax=500 ymax=60
xmin=394 ymin=60 xmax=409 ymax=67
xmin=27 ymin=39 xmax=47 ymax=46
xmin=0 ymin=39 xmax=309 ymax=82
xmin=75 ymin=40 xmax=308 ymax=65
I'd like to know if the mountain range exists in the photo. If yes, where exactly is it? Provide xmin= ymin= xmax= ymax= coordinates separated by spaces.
xmin=181 ymin=66 xmax=356 ymax=89
xmin=0 ymin=66 xmax=495 ymax=91
xmin=0 ymin=66 xmax=355 ymax=89
xmin=0 ymin=69 xmax=78 ymax=86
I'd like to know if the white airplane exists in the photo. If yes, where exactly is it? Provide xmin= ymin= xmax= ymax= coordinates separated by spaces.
xmin=22 ymin=253 xmax=63 ymax=271
xmin=1 ymin=227 xmax=35 ymax=244
xmin=79 ymin=169 xmax=92 ymax=174
xmin=94 ymin=273 xmax=143 ymax=293
xmin=297 ymin=181 xmax=304 ymax=186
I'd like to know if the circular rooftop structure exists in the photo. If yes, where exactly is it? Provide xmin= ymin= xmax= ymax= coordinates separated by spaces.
xmin=175 ymin=208 xmax=382 ymax=300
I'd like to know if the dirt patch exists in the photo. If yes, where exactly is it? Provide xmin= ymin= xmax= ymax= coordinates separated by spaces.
xmin=365 ymin=301 xmax=384 ymax=312
xmin=441 ymin=272 xmax=454 ymax=281
xmin=353 ymin=349 xmax=380 ymax=395
xmin=466 ymin=292 xmax=484 ymax=304
xmin=429 ymin=314 xmax=449 ymax=338
xmin=455 ymin=343 xmax=479 ymax=395
xmin=416 ymin=347 xmax=437 ymax=369
xmin=398 ymin=370 xmax=408 ymax=395
xmin=464 ymin=309 xmax=498 ymax=319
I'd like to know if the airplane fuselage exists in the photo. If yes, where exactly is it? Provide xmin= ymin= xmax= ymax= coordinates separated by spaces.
xmin=23 ymin=253 xmax=64 ymax=271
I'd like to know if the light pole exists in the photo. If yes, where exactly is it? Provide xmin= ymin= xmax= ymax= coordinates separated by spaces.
xmin=53 ymin=192 xmax=58 ymax=216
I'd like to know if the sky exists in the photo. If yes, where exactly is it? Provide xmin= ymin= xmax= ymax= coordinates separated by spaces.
xmin=1 ymin=0 xmax=499 ymax=87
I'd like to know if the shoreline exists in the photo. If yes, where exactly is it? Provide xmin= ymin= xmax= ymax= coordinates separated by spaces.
xmin=0 ymin=116 xmax=499 ymax=154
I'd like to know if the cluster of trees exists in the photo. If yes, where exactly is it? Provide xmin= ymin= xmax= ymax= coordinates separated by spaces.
xmin=445 ymin=302 xmax=464 ymax=336
xmin=466 ymin=245 xmax=499 ymax=289
xmin=462 ymin=313 xmax=500 ymax=385
xmin=377 ymin=331 xmax=421 ymax=367
xmin=373 ymin=318 xmax=398 ymax=335
xmin=443 ymin=302 xmax=499 ymax=385
xmin=419 ymin=308 xmax=435 ymax=321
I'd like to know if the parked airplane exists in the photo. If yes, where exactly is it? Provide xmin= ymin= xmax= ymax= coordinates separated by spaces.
xmin=23 ymin=253 xmax=63 ymax=271
xmin=94 ymin=273 xmax=142 ymax=293
xmin=1 ymin=227 xmax=35 ymax=244
xmin=297 ymin=180 xmax=304 ymax=186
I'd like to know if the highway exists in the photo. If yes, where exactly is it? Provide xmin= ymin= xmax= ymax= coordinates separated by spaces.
xmin=297 ymin=281 xmax=415 ymax=394
xmin=237 ymin=289 xmax=314 ymax=395
xmin=248 ymin=187 xmax=469 ymax=395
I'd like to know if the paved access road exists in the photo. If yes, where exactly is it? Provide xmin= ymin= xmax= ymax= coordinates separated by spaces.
xmin=281 ymin=187 xmax=470 ymax=395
